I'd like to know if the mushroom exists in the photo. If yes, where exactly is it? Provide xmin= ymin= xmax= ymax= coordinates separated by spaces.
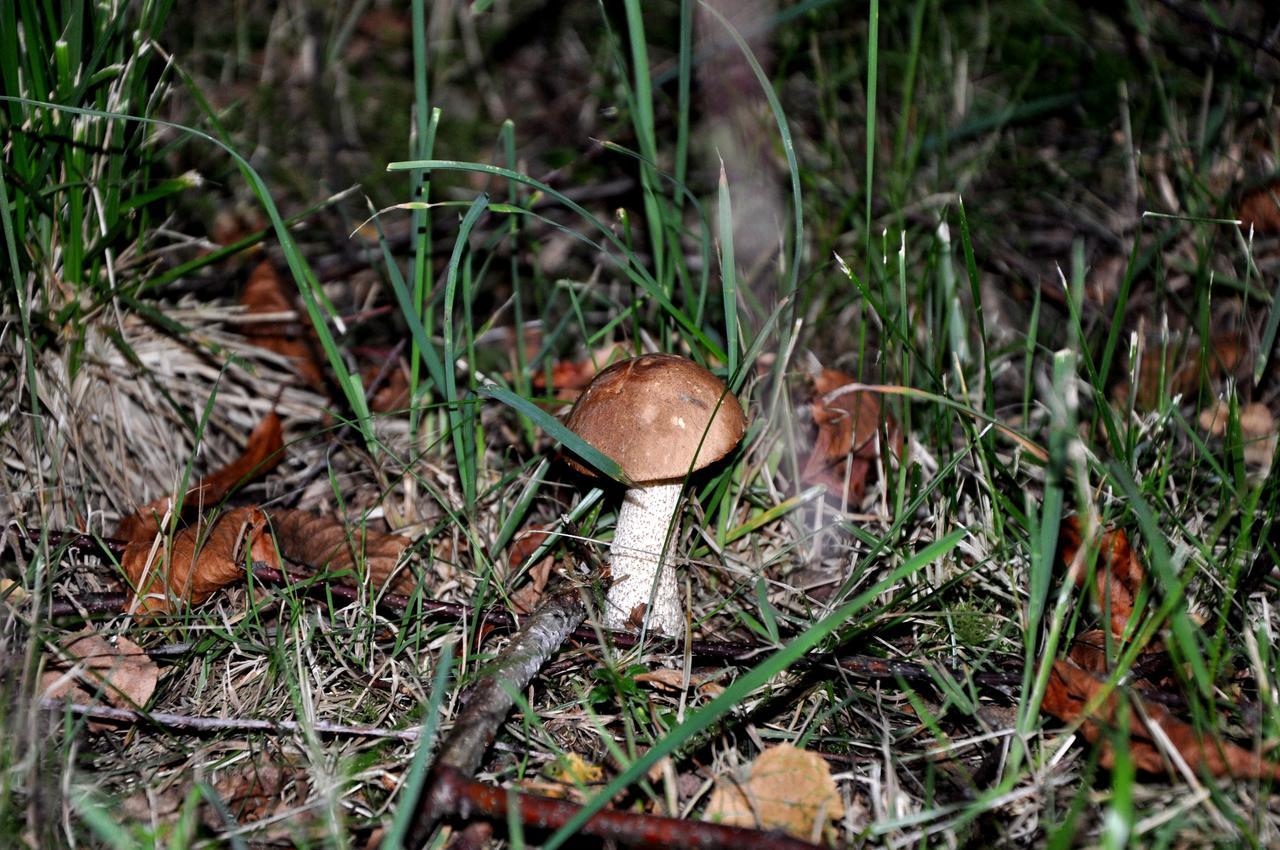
xmin=564 ymin=353 xmax=746 ymax=635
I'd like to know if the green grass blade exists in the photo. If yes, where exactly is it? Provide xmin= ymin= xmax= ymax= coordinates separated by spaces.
xmin=386 ymin=158 xmax=724 ymax=361
xmin=717 ymin=161 xmax=739 ymax=379
xmin=443 ymin=194 xmax=491 ymax=509
xmin=475 ymin=379 xmax=629 ymax=486
xmin=383 ymin=643 xmax=455 ymax=850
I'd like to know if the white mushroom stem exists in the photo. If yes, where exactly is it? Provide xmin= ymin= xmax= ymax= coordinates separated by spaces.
xmin=605 ymin=482 xmax=683 ymax=635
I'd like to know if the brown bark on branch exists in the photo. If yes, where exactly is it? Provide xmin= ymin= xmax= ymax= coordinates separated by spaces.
xmin=425 ymin=762 xmax=821 ymax=850
xmin=404 ymin=584 xmax=589 ymax=848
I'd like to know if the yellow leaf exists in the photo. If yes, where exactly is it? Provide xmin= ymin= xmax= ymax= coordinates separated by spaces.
xmin=543 ymin=752 xmax=603 ymax=786
xmin=703 ymin=743 xmax=843 ymax=844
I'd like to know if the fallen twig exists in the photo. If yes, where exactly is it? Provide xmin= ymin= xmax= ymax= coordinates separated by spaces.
xmin=39 ymin=698 xmax=417 ymax=740
xmin=404 ymin=584 xmax=589 ymax=848
xmin=424 ymin=762 xmax=820 ymax=850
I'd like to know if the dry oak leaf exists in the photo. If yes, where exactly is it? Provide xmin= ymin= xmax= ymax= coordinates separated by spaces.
xmin=239 ymin=259 xmax=326 ymax=390
xmin=1043 ymin=659 xmax=1280 ymax=781
xmin=40 ymin=631 xmax=158 ymax=721
xmin=116 ymin=411 xmax=284 ymax=543
xmin=267 ymin=508 xmax=415 ymax=595
xmin=124 ymin=507 xmax=280 ymax=615
xmin=1059 ymin=518 xmax=1145 ymax=641
xmin=802 ymin=369 xmax=901 ymax=504
xmin=703 ymin=743 xmax=844 ymax=844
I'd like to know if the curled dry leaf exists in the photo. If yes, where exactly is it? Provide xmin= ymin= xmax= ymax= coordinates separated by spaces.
xmin=239 ymin=259 xmax=326 ymax=390
xmin=801 ymin=369 xmax=900 ymax=504
xmin=267 ymin=508 xmax=415 ymax=595
xmin=703 ymin=743 xmax=843 ymax=844
xmin=1059 ymin=517 xmax=1145 ymax=641
xmin=124 ymin=507 xmax=280 ymax=614
xmin=1044 ymin=660 xmax=1280 ymax=781
xmin=116 ymin=411 xmax=284 ymax=543
xmin=1049 ymin=518 xmax=1280 ymax=780
xmin=40 ymin=631 xmax=158 ymax=720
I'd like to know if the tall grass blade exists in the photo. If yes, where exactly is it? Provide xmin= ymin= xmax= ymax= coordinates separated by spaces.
xmin=717 ymin=162 xmax=739 ymax=378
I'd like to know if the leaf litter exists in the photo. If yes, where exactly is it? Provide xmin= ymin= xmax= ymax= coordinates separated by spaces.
xmin=1044 ymin=518 xmax=1280 ymax=781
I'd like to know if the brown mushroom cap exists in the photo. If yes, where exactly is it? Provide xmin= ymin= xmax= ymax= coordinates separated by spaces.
xmin=564 ymin=353 xmax=747 ymax=483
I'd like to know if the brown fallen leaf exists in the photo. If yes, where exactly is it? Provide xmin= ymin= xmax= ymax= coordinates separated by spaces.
xmin=267 ymin=509 xmax=415 ymax=595
xmin=508 ymin=523 xmax=554 ymax=569
xmin=504 ymin=522 xmax=557 ymax=613
xmin=801 ymin=368 xmax=900 ymax=504
xmin=1059 ymin=518 xmax=1145 ymax=641
xmin=530 ymin=343 xmax=626 ymax=402
xmin=703 ymin=743 xmax=843 ymax=844
xmin=1199 ymin=400 xmax=1276 ymax=469
xmin=1238 ymin=180 xmax=1280 ymax=233
xmin=116 ymin=411 xmax=284 ymax=543
xmin=362 ymin=357 xmax=411 ymax=413
xmin=123 ymin=507 xmax=280 ymax=614
xmin=239 ymin=260 xmax=326 ymax=390
xmin=1113 ymin=332 xmax=1249 ymax=412
xmin=1049 ymin=518 xmax=1280 ymax=780
xmin=204 ymin=763 xmax=306 ymax=828
xmin=509 ymin=555 xmax=553 ymax=615
xmin=41 ymin=631 xmax=159 ymax=728
xmin=1044 ymin=659 xmax=1280 ymax=781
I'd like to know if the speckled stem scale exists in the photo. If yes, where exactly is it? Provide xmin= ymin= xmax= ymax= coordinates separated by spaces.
xmin=605 ymin=482 xmax=683 ymax=634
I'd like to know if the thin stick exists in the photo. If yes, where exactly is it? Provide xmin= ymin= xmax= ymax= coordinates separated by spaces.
xmin=40 ymin=698 xmax=417 ymax=741
xmin=404 ymin=584 xmax=588 ymax=848
xmin=427 ymin=763 xmax=820 ymax=850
